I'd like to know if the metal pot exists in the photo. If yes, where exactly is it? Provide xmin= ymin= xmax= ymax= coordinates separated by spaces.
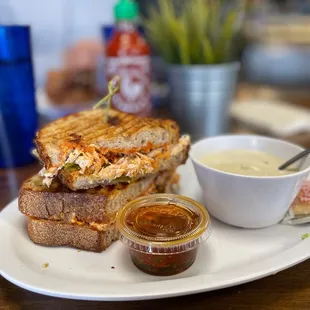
xmin=168 ymin=63 xmax=240 ymax=141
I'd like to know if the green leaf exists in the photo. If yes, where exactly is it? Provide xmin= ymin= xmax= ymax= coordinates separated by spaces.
xmin=143 ymin=0 xmax=247 ymax=64
xmin=202 ymin=38 xmax=215 ymax=64
xmin=64 ymin=163 xmax=80 ymax=172
xmin=214 ymin=10 xmax=238 ymax=62
xmin=302 ymin=233 xmax=310 ymax=240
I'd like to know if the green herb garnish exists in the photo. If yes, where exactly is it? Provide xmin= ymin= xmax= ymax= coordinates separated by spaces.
xmin=114 ymin=176 xmax=132 ymax=183
xmin=64 ymin=163 xmax=81 ymax=172
xmin=93 ymin=76 xmax=121 ymax=123
xmin=301 ymin=233 xmax=310 ymax=240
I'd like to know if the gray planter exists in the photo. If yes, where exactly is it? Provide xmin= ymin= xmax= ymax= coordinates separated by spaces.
xmin=168 ymin=63 xmax=240 ymax=141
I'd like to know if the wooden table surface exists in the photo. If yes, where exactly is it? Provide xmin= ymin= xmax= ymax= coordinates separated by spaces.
xmin=1 ymin=163 xmax=310 ymax=310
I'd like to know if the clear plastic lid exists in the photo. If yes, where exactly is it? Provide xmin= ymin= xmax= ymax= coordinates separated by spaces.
xmin=116 ymin=194 xmax=211 ymax=254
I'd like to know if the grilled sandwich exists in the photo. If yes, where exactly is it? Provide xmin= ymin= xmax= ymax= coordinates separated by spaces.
xmin=19 ymin=171 xmax=179 ymax=252
xmin=35 ymin=109 xmax=190 ymax=190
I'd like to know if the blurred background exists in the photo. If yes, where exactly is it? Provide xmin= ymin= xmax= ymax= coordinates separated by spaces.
xmin=2 ymin=0 xmax=310 ymax=173
xmin=0 ymin=0 xmax=116 ymax=89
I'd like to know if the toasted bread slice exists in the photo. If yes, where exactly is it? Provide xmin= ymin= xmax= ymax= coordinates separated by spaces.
xmin=25 ymin=170 xmax=179 ymax=253
xmin=58 ymin=136 xmax=189 ymax=190
xmin=19 ymin=170 xmax=178 ymax=225
xmin=27 ymin=217 xmax=118 ymax=252
xmin=35 ymin=109 xmax=179 ymax=171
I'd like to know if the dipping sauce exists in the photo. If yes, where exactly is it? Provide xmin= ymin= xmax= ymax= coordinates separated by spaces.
xmin=117 ymin=194 xmax=211 ymax=276
xmin=201 ymin=149 xmax=295 ymax=177
xmin=125 ymin=205 xmax=200 ymax=238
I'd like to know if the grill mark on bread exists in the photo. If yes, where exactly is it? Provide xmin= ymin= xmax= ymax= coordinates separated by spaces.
xmin=36 ymin=112 xmax=104 ymax=141
xmin=38 ymin=110 xmax=176 ymax=143
xmin=82 ymin=117 xmax=170 ymax=142
xmin=38 ymin=110 xmax=125 ymax=139
xmin=35 ymin=110 xmax=179 ymax=166
xmin=68 ymin=133 xmax=82 ymax=143
xmin=108 ymin=116 xmax=120 ymax=125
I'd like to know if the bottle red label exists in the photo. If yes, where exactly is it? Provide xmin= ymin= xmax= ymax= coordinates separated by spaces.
xmin=105 ymin=55 xmax=151 ymax=114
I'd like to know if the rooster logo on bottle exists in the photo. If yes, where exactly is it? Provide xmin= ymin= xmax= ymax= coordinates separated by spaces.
xmin=105 ymin=56 xmax=151 ymax=114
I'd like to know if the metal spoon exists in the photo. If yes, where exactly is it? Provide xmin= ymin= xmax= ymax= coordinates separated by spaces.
xmin=278 ymin=149 xmax=310 ymax=170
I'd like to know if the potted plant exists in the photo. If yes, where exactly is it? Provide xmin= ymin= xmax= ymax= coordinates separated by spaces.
xmin=144 ymin=0 xmax=249 ymax=140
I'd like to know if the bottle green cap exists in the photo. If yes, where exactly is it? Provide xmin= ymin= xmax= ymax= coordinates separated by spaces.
xmin=114 ymin=0 xmax=138 ymax=21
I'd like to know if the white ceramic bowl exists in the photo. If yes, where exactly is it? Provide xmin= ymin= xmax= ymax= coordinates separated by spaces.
xmin=190 ymin=135 xmax=310 ymax=228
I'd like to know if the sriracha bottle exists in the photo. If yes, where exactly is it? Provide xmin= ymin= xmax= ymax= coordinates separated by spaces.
xmin=105 ymin=0 xmax=151 ymax=116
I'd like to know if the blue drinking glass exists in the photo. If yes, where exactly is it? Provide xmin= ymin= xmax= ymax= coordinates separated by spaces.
xmin=0 ymin=25 xmax=37 ymax=168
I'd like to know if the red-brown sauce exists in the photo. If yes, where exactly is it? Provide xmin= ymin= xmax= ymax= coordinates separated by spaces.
xmin=125 ymin=204 xmax=199 ymax=238
xmin=125 ymin=204 xmax=200 ymax=276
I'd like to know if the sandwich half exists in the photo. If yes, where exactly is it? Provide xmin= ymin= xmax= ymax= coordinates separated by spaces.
xmin=19 ymin=171 xmax=179 ymax=252
xmin=35 ymin=109 xmax=190 ymax=190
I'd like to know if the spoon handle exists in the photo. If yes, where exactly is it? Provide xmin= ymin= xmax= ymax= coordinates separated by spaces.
xmin=279 ymin=149 xmax=310 ymax=170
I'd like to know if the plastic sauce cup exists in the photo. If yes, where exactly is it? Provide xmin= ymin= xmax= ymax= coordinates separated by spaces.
xmin=116 ymin=194 xmax=211 ymax=276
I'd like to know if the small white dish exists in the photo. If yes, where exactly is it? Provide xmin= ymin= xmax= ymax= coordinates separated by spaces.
xmin=190 ymin=135 xmax=310 ymax=228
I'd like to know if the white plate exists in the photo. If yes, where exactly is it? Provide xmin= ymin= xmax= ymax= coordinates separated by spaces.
xmin=0 ymin=161 xmax=309 ymax=301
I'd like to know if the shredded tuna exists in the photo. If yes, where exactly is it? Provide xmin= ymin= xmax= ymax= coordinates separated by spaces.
xmin=41 ymin=135 xmax=190 ymax=187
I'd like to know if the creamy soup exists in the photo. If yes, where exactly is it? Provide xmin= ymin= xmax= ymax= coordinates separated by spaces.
xmin=201 ymin=149 xmax=295 ymax=176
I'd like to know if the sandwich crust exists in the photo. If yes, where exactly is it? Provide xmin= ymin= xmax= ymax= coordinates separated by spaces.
xmin=19 ymin=174 xmax=155 ymax=224
xmin=19 ymin=170 xmax=179 ymax=224
xmin=27 ymin=218 xmax=118 ymax=252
